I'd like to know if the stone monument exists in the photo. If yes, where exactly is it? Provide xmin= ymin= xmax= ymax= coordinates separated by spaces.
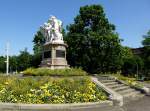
xmin=40 ymin=16 xmax=69 ymax=69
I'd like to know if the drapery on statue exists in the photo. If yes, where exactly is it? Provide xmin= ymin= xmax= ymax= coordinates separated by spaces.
xmin=40 ymin=16 xmax=64 ymax=44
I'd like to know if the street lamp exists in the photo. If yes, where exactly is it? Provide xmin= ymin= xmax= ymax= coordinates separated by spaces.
xmin=135 ymin=61 xmax=139 ymax=79
xmin=136 ymin=62 xmax=138 ymax=78
xmin=5 ymin=42 xmax=9 ymax=75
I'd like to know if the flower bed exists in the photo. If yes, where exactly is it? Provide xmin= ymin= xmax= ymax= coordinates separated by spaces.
xmin=0 ymin=76 xmax=108 ymax=104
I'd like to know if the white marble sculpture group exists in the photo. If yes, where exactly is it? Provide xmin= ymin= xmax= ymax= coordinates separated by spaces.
xmin=40 ymin=16 xmax=64 ymax=44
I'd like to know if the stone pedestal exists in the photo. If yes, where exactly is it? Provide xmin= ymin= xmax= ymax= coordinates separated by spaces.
xmin=40 ymin=42 xmax=69 ymax=69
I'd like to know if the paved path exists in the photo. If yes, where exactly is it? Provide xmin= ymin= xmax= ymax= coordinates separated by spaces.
xmin=121 ymin=83 xmax=150 ymax=111
xmin=122 ymin=96 xmax=150 ymax=111
xmin=87 ymin=95 xmax=150 ymax=111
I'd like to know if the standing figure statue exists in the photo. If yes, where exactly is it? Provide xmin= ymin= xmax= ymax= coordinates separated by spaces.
xmin=40 ymin=16 xmax=64 ymax=44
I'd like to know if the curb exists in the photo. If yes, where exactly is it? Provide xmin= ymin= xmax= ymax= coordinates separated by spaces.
xmin=0 ymin=101 xmax=113 ymax=111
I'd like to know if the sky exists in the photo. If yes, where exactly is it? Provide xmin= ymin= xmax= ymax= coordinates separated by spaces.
xmin=0 ymin=0 xmax=150 ymax=55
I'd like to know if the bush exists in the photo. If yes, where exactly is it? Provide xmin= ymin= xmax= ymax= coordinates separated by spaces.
xmin=0 ymin=76 xmax=108 ymax=104
xmin=23 ymin=68 xmax=87 ymax=76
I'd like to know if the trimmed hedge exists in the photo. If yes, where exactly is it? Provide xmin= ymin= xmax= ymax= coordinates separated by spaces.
xmin=23 ymin=68 xmax=87 ymax=76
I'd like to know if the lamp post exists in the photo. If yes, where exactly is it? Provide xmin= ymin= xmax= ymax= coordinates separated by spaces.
xmin=136 ymin=62 xmax=138 ymax=78
xmin=6 ymin=42 xmax=9 ymax=75
xmin=135 ymin=61 xmax=138 ymax=79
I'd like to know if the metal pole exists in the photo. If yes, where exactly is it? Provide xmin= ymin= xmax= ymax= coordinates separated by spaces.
xmin=6 ymin=42 xmax=9 ymax=75
xmin=136 ymin=62 xmax=138 ymax=79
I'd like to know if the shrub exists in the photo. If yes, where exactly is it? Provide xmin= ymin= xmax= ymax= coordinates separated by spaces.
xmin=23 ymin=68 xmax=87 ymax=76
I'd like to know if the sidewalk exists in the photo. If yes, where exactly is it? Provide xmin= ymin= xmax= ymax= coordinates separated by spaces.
xmin=122 ymin=96 xmax=150 ymax=111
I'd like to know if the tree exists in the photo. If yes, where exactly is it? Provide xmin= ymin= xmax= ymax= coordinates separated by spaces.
xmin=31 ymin=54 xmax=42 ymax=68
xmin=33 ymin=31 xmax=45 ymax=54
xmin=122 ymin=56 xmax=144 ymax=77
xmin=65 ymin=5 xmax=122 ymax=73
xmin=121 ymin=47 xmax=133 ymax=75
xmin=142 ymin=30 xmax=150 ymax=77
xmin=0 ymin=56 xmax=6 ymax=73
xmin=9 ymin=56 xmax=18 ymax=73
xmin=32 ymin=31 xmax=45 ymax=67
xmin=17 ymin=48 xmax=32 ymax=71
xmin=142 ymin=30 xmax=150 ymax=47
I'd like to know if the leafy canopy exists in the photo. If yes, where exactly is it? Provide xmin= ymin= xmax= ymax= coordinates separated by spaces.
xmin=142 ymin=30 xmax=150 ymax=75
xmin=142 ymin=30 xmax=150 ymax=47
xmin=65 ymin=5 xmax=122 ymax=73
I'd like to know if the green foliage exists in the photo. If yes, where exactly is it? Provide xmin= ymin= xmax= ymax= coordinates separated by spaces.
xmin=9 ymin=56 xmax=18 ymax=72
xmin=142 ymin=30 xmax=150 ymax=47
xmin=31 ymin=31 xmax=45 ymax=68
xmin=122 ymin=56 xmax=144 ymax=77
xmin=31 ymin=54 xmax=42 ymax=68
xmin=65 ymin=4 xmax=123 ymax=73
xmin=121 ymin=47 xmax=144 ymax=77
xmin=0 ymin=76 xmax=107 ymax=103
xmin=142 ymin=50 xmax=150 ymax=72
xmin=142 ymin=30 xmax=150 ymax=77
xmin=0 ymin=56 xmax=5 ymax=73
xmin=17 ymin=48 xmax=32 ymax=71
xmin=0 ymin=48 xmax=42 ymax=73
xmin=121 ymin=47 xmax=133 ymax=60
xmin=23 ymin=68 xmax=87 ymax=76
xmin=33 ymin=31 xmax=45 ymax=54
